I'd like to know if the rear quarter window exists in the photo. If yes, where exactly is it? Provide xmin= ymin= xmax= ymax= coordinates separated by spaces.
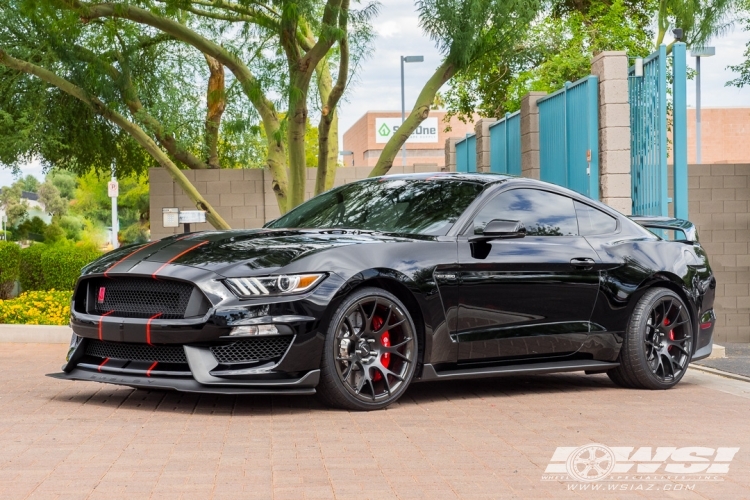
xmin=574 ymin=201 xmax=618 ymax=236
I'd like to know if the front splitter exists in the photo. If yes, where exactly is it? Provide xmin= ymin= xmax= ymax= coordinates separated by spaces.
xmin=47 ymin=369 xmax=317 ymax=395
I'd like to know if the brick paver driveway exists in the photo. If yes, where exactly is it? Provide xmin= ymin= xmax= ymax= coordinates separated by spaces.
xmin=2 ymin=344 xmax=750 ymax=500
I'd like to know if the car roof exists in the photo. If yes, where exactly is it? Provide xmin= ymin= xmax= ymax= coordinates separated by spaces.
xmin=376 ymin=172 xmax=513 ymax=185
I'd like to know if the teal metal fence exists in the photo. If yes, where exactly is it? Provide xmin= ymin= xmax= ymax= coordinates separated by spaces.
xmin=489 ymin=112 xmax=521 ymax=175
xmin=629 ymin=43 xmax=688 ymax=218
xmin=455 ymin=133 xmax=476 ymax=172
xmin=537 ymin=75 xmax=600 ymax=199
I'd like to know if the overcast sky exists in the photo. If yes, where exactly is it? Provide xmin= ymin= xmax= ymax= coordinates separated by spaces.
xmin=2 ymin=1 xmax=749 ymax=188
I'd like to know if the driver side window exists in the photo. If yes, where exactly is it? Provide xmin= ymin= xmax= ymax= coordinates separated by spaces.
xmin=472 ymin=188 xmax=579 ymax=236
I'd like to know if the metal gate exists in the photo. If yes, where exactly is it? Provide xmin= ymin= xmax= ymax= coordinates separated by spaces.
xmin=537 ymin=75 xmax=599 ymax=198
xmin=455 ymin=133 xmax=476 ymax=173
xmin=489 ymin=111 xmax=521 ymax=175
xmin=629 ymin=43 xmax=688 ymax=218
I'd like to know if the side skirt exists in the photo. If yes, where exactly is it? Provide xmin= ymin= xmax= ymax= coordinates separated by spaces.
xmin=418 ymin=360 xmax=620 ymax=382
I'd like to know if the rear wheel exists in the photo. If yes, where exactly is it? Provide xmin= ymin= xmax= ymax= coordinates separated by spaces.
xmin=607 ymin=288 xmax=693 ymax=389
xmin=317 ymin=287 xmax=418 ymax=411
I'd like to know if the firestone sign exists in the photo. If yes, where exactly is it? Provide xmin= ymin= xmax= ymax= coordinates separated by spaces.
xmin=375 ymin=117 xmax=439 ymax=143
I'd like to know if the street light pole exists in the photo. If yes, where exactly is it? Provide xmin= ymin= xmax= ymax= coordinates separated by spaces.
xmin=690 ymin=47 xmax=715 ymax=165
xmin=400 ymin=55 xmax=424 ymax=167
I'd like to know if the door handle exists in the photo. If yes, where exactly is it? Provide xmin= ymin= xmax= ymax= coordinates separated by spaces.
xmin=570 ymin=257 xmax=596 ymax=270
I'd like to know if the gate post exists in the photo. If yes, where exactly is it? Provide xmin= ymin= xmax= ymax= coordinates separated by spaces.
xmin=520 ymin=91 xmax=546 ymax=179
xmin=591 ymin=51 xmax=631 ymax=214
xmin=474 ymin=118 xmax=497 ymax=172
xmin=445 ymin=137 xmax=459 ymax=172
xmin=672 ymin=43 xmax=689 ymax=219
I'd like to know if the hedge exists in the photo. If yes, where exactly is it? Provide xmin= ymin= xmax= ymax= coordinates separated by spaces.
xmin=0 ymin=241 xmax=21 ymax=299
xmin=0 ymin=290 xmax=71 ymax=325
xmin=19 ymin=243 xmax=46 ymax=291
xmin=40 ymin=243 xmax=102 ymax=291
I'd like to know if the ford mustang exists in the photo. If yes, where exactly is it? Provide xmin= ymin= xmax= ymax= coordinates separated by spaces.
xmin=50 ymin=173 xmax=716 ymax=410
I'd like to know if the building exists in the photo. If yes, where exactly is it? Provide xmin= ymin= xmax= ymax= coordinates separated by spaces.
xmin=687 ymin=107 xmax=750 ymax=164
xmin=342 ymin=111 xmax=477 ymax=168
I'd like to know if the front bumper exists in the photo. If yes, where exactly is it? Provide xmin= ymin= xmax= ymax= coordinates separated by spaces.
xmin=48 ymin=335 xmax=322 ymax=394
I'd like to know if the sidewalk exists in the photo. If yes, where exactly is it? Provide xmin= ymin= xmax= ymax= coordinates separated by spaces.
xmin=695 ymin=343 xmax=750 ymax=379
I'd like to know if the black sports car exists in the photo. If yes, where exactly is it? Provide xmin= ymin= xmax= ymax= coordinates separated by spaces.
xmin=51 ymin=173 xmax=716 ymax=410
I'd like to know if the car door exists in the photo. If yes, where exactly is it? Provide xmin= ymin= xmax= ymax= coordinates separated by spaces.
xmin=456 ymin=188 xmax=601 ymax=362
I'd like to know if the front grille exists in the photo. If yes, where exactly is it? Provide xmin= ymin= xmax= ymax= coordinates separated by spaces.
xmin=210 ymin=336 xmax=293 ymax=364
xmin=86 ymin=340 xmax=188 ymax=364
xmin=91 ymin=278 xmax=194 ymax=319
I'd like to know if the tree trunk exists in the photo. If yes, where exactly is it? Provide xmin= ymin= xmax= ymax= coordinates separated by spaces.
xmin=0 ymin=50 xmax=231 ymax=230
xmin=369 ymin=60 xmax=456 ymax=177
xmin=287 ymin=73 xmax=310 ymax=208
xmin=204 ymin=55 xmax=226 ymax=169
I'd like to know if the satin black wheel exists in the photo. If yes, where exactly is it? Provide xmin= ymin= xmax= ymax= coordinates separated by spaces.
xmin=607 ymin=288 xmax=693 ymax=390
xmin=317 ymin=288 xmax=418 ymax=410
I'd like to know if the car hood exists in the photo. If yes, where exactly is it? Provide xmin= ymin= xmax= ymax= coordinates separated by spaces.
xmin=84 ymin=229 xmax=431 ymax=277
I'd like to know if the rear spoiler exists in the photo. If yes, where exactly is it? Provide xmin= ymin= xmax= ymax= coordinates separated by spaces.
xmin=628 ymin=216 xmax=698 ymax=242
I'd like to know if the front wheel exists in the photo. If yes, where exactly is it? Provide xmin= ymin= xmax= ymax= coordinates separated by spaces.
xmin=317 ymin=287 xmax=418 ymax=411
xmin=608 ymin=288 xmax=693 ymax=390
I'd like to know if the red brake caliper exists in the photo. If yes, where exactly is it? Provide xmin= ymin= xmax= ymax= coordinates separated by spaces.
xmin=664 ymin=317 xmax=674 ymax=340
xmin=371 ymin=316 xmax=390 ymax=381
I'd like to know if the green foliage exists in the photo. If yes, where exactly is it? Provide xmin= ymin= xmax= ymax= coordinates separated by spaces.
xmin=48 ymin=170 xmax=77 ymax=200
xmin=18 ymin=174 xmax=39 ymax=193
xmin=38 ymin=180 xmax=68 ymax=216
xmin=43 ymin=222 xmax=66 ymax=243
xmin=13 ymin=216 xmax=47 ymax=242
xmin=0 ymin=240 xmax=20 ymax=299
xmin=19 ymin=243 xmax=45 ymax=291
xmin=656 ymin=0 xmax=740 ymax=48
xmin=727 ymin=0 xmax=750 ymax=87
xmin=71 ymin=170 xmax=150 ymax=245
xmin=40 ymin=242 xmax=101 ymax=291
xmin=0 ymin=182 xmax=27 ymax=226
xmin=444 ymin=0 xmax=656 ymax=119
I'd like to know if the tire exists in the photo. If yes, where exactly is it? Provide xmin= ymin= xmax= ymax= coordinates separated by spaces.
xmin=607 ymin=288 xmax=693 ymax=390
xmin=317 ymin=287 xmax=419 ymax=411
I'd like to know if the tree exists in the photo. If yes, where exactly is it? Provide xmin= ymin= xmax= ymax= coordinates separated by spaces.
xmin=369 ymin=0 xmax=542 ymax=177
xmin=656 ymin=0 xmax=740 ymax=51
xmin=18 ymin=174 xmax=40 ymax=193
xmin=55 ymin=0 xmax=367 ymax=211
xmin=727 ymin=0 xmax=750 ymax=87
xmin=443 ymin=0 xmax=655 ymax=120
xmin=38 ymin=180 xmax=68 ymax=217
xmin=0 ymin=181 xmax=27 ymax=226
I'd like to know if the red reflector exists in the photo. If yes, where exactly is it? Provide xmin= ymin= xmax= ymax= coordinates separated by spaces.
xmin=700 ymin=322 xmax=712 ymax=330
xmin=98 ymin=287 xmax=106 ymax=304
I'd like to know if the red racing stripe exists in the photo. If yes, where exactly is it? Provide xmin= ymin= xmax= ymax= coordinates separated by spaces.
xmin=98 ymin=358 xmax=110 ymax=372
xmin=151 ymin=241 xmax=209 ymax=279
xmin=146 ymin=361 xmax=158 ymax=377
xmin=104 ymin=240 xmax=161 ymax=277
xmin=98 ymin=310 xmax=115 ymax=341
xmin=146 ymin=312 xmax=162 ymax=346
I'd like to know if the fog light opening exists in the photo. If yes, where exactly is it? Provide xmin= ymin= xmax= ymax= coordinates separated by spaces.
xmin=229 ymin=324 xmax=280 ymax=337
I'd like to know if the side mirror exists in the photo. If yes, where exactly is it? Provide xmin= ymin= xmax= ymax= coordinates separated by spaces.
xmin=471 ymin=219 xmax=526 ymax=242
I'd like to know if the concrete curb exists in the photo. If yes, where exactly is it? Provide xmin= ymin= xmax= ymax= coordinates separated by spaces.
xmin=691 ymin=364 xmax=750 ymax=384
xmin=0 ymin=324 xmax=71 ymax=344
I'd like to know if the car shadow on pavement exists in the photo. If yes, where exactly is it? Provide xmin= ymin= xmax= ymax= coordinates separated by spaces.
xmin=50 ymin=372 xmax=620 ymax=415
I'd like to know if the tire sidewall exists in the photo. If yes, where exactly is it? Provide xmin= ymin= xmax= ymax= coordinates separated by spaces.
xmin=319 ymin=287 xmax=419 ymax=410
xmin=629 ymin=288 xmax=693 ymax=389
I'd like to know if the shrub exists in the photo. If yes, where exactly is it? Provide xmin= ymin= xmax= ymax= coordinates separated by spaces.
xmin=0 ymin=290 xmax=71 ymax=325
xmin=41 ymin=242 xmax=102 ymax=291
xmin=19 ymin=243 xmax=46 ymax=291
xmin=0 ymin=241 xmax=21 ymax=299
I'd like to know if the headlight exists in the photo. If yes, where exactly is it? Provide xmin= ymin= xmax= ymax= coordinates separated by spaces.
xmin=225 ymin=273 xmax=325 ymax=298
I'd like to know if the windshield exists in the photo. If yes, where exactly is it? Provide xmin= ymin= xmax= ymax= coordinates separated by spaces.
xmin=268 ymin=178 xmax=484 ymax=236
